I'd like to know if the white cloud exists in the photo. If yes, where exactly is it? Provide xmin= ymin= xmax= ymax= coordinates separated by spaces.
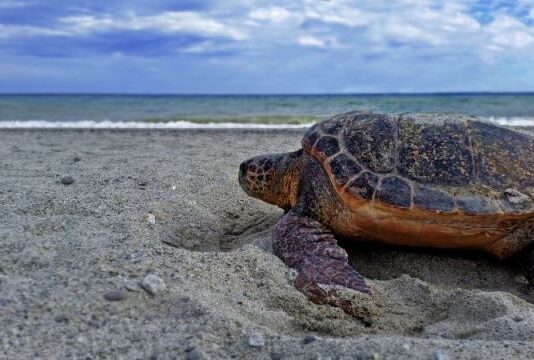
xmin=381 ymin=21 xmax=442 ymax=46
xmin=0 ymin=23 xmax=71 ymax=38
xmin=485 ymin=15 xmax=534 ymax=51
xmin=371 ymin=3 xmax=481 ymax=47
xmin=249 ymin=7 xmax=293 ymax=23
xmin=297 ymin=35 xmax=326 ymax=48
xmin=302 ymin=2 xmax=373 ymax=28
xmin=60 ymin=11 xmax=248 ymax=40
xmin=248 ymin=3 xmax=372 ymax=28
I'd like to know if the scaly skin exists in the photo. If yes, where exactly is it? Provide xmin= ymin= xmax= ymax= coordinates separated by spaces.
xmin=273 ymin=212 xmax=370 ymax=315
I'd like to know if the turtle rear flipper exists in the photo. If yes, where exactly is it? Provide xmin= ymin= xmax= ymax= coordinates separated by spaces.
xmin=273 ymin=211 xmax=371 ymax=315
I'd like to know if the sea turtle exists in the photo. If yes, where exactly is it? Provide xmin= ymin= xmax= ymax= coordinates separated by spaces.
xmin=238 ymin=111 xmax=534 ymax=315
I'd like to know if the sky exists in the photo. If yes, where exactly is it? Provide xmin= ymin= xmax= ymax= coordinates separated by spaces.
xmin=1 ymin=0 xmax=534 ymax=94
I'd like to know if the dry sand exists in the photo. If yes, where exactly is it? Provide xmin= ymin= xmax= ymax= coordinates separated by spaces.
xmin=1 ymin=128 xmax=534 ymax=359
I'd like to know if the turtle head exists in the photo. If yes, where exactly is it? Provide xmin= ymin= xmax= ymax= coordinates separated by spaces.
xmin=239 ymin=149 xmax=303 ymax=210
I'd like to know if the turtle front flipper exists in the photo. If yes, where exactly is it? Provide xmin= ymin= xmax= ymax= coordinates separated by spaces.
xmin=274 ymin=211 xmax=371 ymax=316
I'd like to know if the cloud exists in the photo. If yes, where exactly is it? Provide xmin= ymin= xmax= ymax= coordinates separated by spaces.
xmin=60 ymin=11 xmax=248 ymax=40
xmin=485 ymin=15 xmax=534 ymax=51
xmin=249 ymin=7 xmax=292 ymax=23
xmin=297 ymin=35 xmax=326 ymax=48
xmin=0 ymin=23 xmax=71 ymax=38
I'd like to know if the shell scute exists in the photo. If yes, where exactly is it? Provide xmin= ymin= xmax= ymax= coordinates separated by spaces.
xmin=376 ymin=176 xmax=412 ymax=209
xmin=398 ymin=117 xmax=473 ymax=186
xmin=347 ymin=171 xmax=379 ymax=200
xmin=328 ymin=154 xmax=362 ymax=186
xmin=456 ymin=193 xmax=499 ymax=215
xmin=313 ymin=135 xmax=340 ymax=158
xmin=413 ymin=184 xmax=455 ymax=212
xmin=303 ymin=130 xmax=320 ymax=149
xmin=343 ymin=113 xmax=396 ymax=173
xmin=469 ymin=120 xmax=534 ymax=191
xmin=321 ymin=115 xmax=345 ymax=135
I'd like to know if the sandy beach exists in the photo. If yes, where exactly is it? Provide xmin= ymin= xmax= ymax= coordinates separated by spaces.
xmin=2 ymin=128 xmax=534 ymax=359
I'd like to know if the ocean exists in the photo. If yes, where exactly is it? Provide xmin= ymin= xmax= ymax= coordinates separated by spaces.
xmin=1 ymin=93 xmax=534 ymax=128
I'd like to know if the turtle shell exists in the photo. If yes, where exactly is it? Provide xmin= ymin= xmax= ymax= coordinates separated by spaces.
xmin=302 ymin=111 xmax=534 ymax=215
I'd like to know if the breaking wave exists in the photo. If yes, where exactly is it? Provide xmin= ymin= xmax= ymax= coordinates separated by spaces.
xmin=0 ymin=117 xmax=533 ymax=129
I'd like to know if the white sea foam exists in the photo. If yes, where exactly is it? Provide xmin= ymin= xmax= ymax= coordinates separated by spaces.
xmin=481 ymin=117 xmax=534 ymax=127
xmin=0 ymin=117 xmax=533 ymax=129
xmin=0 ymin=120 xmax=314 ymax=129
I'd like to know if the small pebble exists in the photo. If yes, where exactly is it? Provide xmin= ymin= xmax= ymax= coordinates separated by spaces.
xmin=73 ymin=156 xmax=82 ymax=162
xmin=61 ymin=176 xmax=75 ymax=185
xmin=248 ymin=333 xmax=265 ymax=348
xmin=513 ymin=315 xmax=524 ymax=322
xmin=303 ymin=334 xmax=319 ymax=344
xmin=185 ymin=348 xmax=201 ymax=360
xmin=143 ymin=213 xmax=156 ymax=225
xmin=141 ymin=274 xmax=167 ymax=295
xmin=355 ymin=352 xmax=374 ymax=360
xmin=103 ymin=290 xmax=125 ymax=302
xmin=139 ymin=181 xmax=148 ymax=189
xmin=402 ymin=343 xmax=411 ymax=350
xmin=435 ymin=350 xmax=449 ymax=360
xmin=54 ymin=314 xmax=69 ymax=323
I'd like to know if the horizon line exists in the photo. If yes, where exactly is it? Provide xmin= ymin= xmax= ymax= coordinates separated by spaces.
xmin=1 ymin=91 xmax=534 ymax=96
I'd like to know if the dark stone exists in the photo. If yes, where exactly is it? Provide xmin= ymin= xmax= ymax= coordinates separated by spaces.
xmin=413 ymin=184 xmax=455 ymax=212
xmin=54 ymin=314 xmax=69 ymax=323
xmin=376 ymin=176 xmax=411 ymax=208
xmin=103 ymin=290 xmax=126 ymax=302
xmin=61 ymin=176 xmax=75 ymax=185
xmin=73 ymin=156 xmax=82 ymax=162
xmin=313 ymin=136 xmax=340 ymax=158
xmin=398 ymin=118 xmax=473 ymax=186
xmin=347 ymin=172 xmax=379 ymax=199
xmin=185 ymin=348 xmax=201 ymax=360
xmin=344 ymin=113 xmax=396 ymax=172
xmin=303 ymin=334 xmax=319 ymax=344
xmin=328 ymin=154 xmax=362 ymax=185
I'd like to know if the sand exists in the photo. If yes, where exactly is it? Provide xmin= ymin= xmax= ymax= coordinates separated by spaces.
xmin=1 ymin=128 xmax=534 ymax=359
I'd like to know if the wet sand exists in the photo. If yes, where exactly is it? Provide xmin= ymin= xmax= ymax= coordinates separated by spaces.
xmin=1 ymin=129 xmax=534 ymax=359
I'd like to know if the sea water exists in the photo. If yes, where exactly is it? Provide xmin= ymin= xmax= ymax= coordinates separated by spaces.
xmin=1 ymin=93 xmax=533 ymax=128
